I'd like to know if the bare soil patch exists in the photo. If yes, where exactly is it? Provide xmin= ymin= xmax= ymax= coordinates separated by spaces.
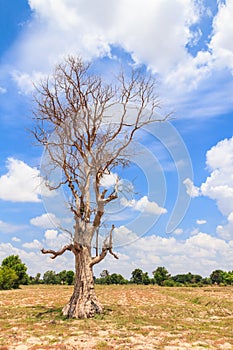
xmin=1 ymin=285 xmax=233 ymax=349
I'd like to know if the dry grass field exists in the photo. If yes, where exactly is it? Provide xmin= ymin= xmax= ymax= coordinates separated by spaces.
xmin=0 ymin=284 xmax=233 ymax=349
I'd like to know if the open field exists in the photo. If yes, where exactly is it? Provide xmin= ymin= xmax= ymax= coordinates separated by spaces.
xmin=0 ymin=285 xmax=233 ymax=349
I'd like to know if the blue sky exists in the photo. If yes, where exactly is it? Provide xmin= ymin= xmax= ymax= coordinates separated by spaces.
xmin=0 ymin=0 xmax=233 ymax=278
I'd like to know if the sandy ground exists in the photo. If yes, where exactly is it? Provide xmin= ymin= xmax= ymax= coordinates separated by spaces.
xmin=1 ymin=285 xmax=233 ymax=349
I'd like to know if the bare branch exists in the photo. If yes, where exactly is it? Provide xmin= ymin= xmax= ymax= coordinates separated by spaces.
xmin=33 ymin=56 xmax=167 ymax=254
xmin=90 ymin=225 xmax=118 ymax=267
xmin=41 ymin=243 xmax=81 ymax=259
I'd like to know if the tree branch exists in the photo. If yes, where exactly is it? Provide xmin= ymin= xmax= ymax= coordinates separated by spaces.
xmin=41 ymin=243 xmax=81 ymax=259
xmin=90 ymin=225 xmax=118 ymax=267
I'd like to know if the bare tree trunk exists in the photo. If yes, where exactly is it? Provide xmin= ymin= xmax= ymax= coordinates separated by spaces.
xmin=62 ymin=246 xmax=103 ymax=318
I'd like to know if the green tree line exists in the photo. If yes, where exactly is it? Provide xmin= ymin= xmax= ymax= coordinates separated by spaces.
xmin=95 ymin=267 xmax=233 ymax=287
xmin=1 ymin=255 xmax=233 ymax=289
xmin=0 ymin=255 xmax=74 ymax=289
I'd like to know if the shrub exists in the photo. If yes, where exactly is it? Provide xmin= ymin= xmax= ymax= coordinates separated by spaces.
xmin=0 ymin=266 xmax=18 ymax=290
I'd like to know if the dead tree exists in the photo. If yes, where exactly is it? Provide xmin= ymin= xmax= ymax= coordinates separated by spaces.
xmin=33 ymin=56 xmax=164 ymax=318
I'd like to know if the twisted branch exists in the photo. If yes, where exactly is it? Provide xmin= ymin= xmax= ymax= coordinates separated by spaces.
xmin=41 ymin=243 xmax=81 ymax=259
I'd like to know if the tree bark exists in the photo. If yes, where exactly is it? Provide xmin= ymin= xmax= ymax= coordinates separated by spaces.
xmin=62 ymin=246 xmax=103 ymax=318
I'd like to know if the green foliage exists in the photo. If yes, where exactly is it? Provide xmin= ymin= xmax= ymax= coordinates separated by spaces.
xmin=58 ymin=270 xmax=74 ymax=285
xmin=130 ymin=268 xmax=143 ymax=284
xmin=29 ymin=273 xmax=42 ymax=285
xmin=171 ymin=272 xmax=203 ymax=286
xmin=2 ymin=254 xmax=233 ymax=290
xmin=95 ymin=273 xmax=127 ymax=285
xmin=210 ymin=270 xmax=225 ymax=285
xmin=0 ymin=266 xmax=18 ymax=290
xmin=42 ymin=270 xmax=74 ymax=285
xmin=153 ymin=266 xmax=171 ymax=286
xmin=43 ymin=270 xmax=60 ymax=284
xmin=1 ymin=255 xmax=28 ymax=288
xmin=130 ymin=268 xmax=150 ymax=285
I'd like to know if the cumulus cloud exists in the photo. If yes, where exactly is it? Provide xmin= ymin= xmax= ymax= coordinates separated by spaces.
xmin=173 ymin=228 xmax=183 ymax=235
xmin=95 ymin=228 xmax=233 ymax=278
xmin=200 ymin=137 xmax=233 ymax=216
xmin=1 ymin=0 xmax=231 ymax=97
xmin=1 ymin=225 xmax=233 ymax=278
xmin=216 ymin=211 xmax=233 ymax=240
xmin=0 ymin=242 xmax=74 ymax=276
xmin=6 ymin=0 xmax=217 ymax=93
xmin=44 ymin=229 xmax=58 ymax=240
xmin=0 ymin=158 xmax=53 ymax=202
xmin=209 ymin=0 xmax=233 ymax=72
xmin=12 ymin=70 xmax=46 ymax=95
xmin=22 ymin=239 xmax=43 ymax=249
xmin=196 ymin=219 xmax=207 ymax=225
xmin=121 ymin=196 xmax=167 ymax=215
xmin=100 ymin=173 xmax=118 ymax=188
xmin=185 ymin=137 xmax=233 ymax=240
xmin=183 ymin=178 xmax=200 ymax=198
xmin=30 ymin=213 xmax=60 ymax=229
xmin=43 ymin=230 xmax=71 ymax=250
xmin=12 ymin=237 xmax=21 ymax=242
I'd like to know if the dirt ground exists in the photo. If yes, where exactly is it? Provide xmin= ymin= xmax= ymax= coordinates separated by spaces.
xmin=0 ymin=284 xmax=233 ymax=349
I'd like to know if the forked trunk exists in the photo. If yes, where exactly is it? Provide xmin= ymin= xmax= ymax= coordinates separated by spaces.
xmin=62 ymin=246 xmax=103 ymax=318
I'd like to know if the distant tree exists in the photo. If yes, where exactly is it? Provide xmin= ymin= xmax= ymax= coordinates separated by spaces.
xmin=210 ymin=270 xmax=224 ymax=285
xmin=1 ymin=255 xmax=28 ymax=288
xmin=131 ymin=268 xmax=150 ymax=285
xmin=153 ymin=267 xmax=171 ymax=286
xmin=43 ymin=270 xmax=59 ymax=284
xmin=142 ymin=272 xmax=150 ymax=285
xmin=224 ymin=271 xmax=233 ymax=285
xmin=131 ymin=269 xmax=144 ymax=284
xmin=29 ymin=273 xmax=42 ymax=285
xmin=57 ymin=270 xmax=74 ymax=285
xmin=0 ymin=266 xmax=18 ymax=290
xmin=57 ymin=270 xmax=66 ymax=284
xmin=66 ymin=270 xmax=75 ymax=285
xmin=95 ymin=272 xmax=127 ymax=285
xmin=171 ymin=272 xmax=203 ymax=285
xmin=202 ymin=277 xmax=212 ymax=285
xmin=107 ymin=273 xmax=127 ymax=285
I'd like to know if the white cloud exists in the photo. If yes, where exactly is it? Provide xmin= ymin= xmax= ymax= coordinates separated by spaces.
xmin=200 ymin=137 xmax=233 ymax=216
xmin=12 ymin=237 xmax=21 ymax=242
xmin=2 ymin=0 xmax=232 ymax=98
xmin=22 ymin=239 xmax=43 ymax=249
xmin=0 ymin=242 xmax=74 ymax=276
xmin=209 ymin=0 xmax=233 ymax=73
xmin=30 ymin=213 xmax=60 ymax=229
xmin=216 ymin=211 xmax=233 ymax=240
xmin=44 ymin=229 xmax=58 ymax=240
xmin=0 ymin=220 xmax=23 ymax=234
xmin=6 ymin=0 xmax=211 ymax=94
xmin=196 ymin=219 xmax=207 ymax=225
xmin=183 ymin=178 xmax=200 ymax=198
xmin=173 ymin=228 xmax=183 ymax=235
xmin=12 ymin=70 xmax=46 ymax=94
xmin=100 ymin=173 xmax=118 ymax=188
xmin=43 ymin=230 xmax=71 ymax=250
xmin=95 ymin=228 xmax=233 ymax=278
xmin=0 ymin=158 xmax=52 ymax=202
xmin=1 ymin=226 xmax=233 ymax=278
xmin=187 ymin=137 xmax=233 ymax=240
xmin=121 ymin=196 xmax=167 ymax=215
